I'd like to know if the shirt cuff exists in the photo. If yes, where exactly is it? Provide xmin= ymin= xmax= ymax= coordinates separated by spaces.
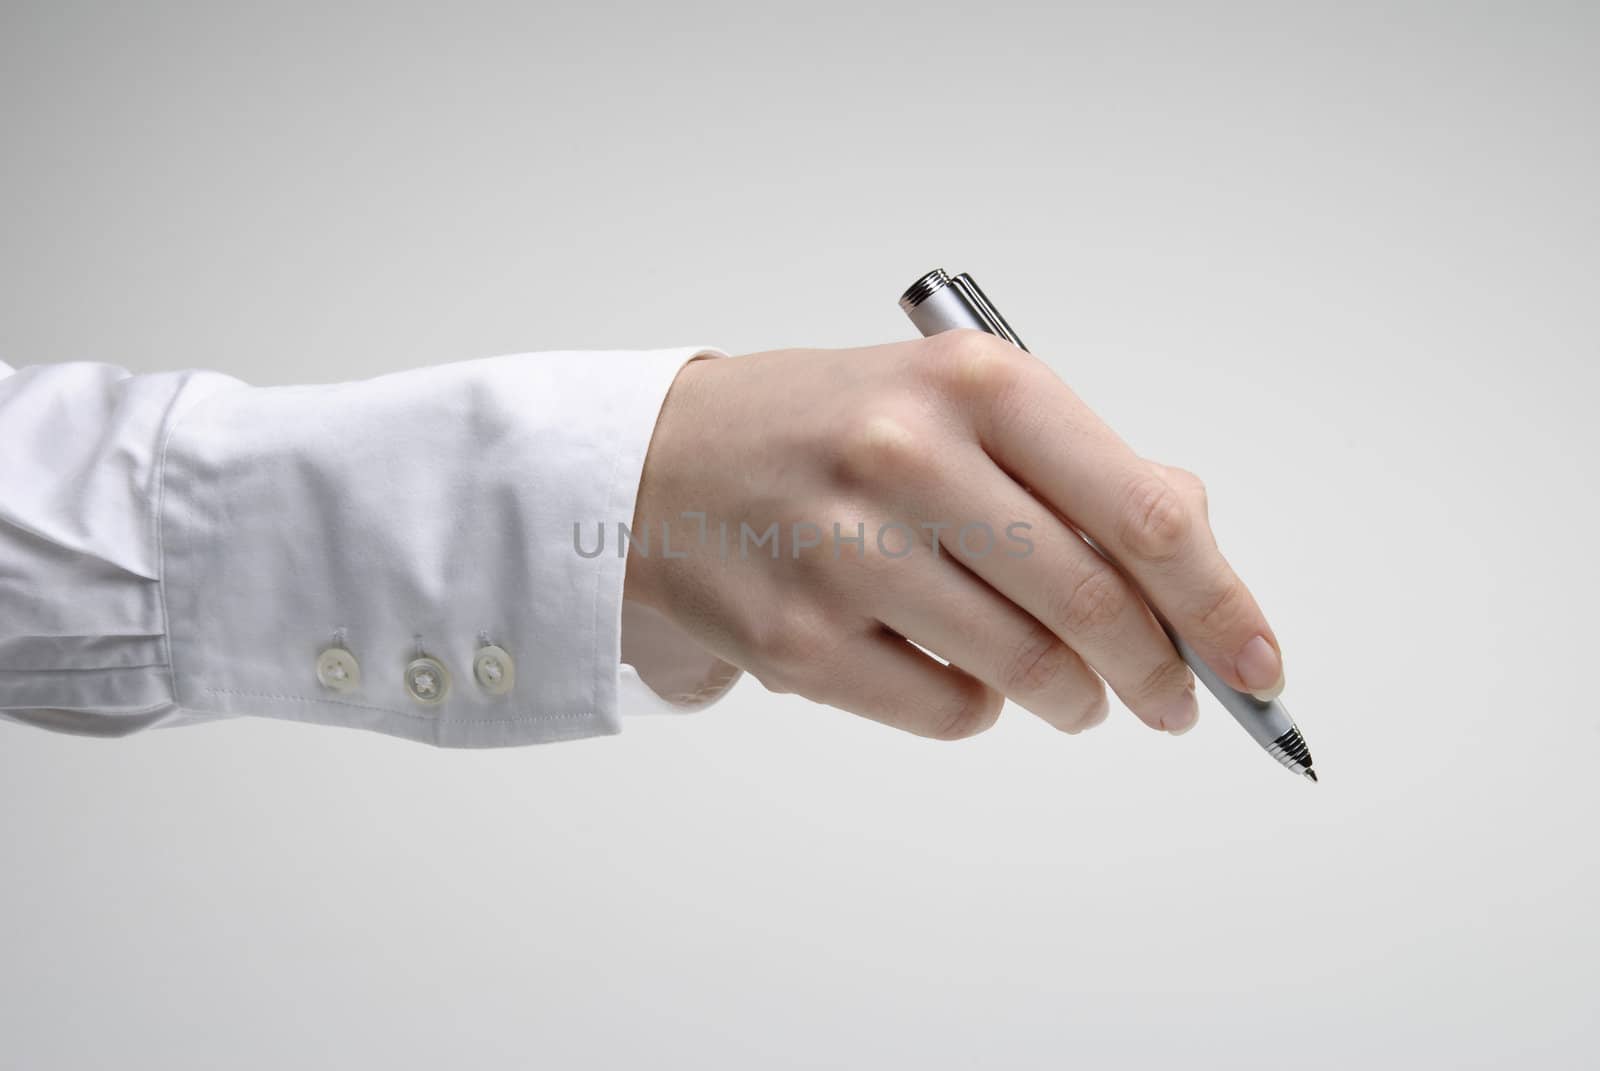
xmin=159 ymin=345 xmax=736 ymax=747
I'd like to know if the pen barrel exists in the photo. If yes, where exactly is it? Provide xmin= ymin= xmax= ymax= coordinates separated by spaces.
xmin=899 ymin=269 xmax=1027 ymax=351
xmin=1165 ymin=627 xmax=1296 ymax=746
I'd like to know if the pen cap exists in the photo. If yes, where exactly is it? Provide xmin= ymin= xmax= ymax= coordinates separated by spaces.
xmin=898 ymin=268 xmax=1027 ymax=352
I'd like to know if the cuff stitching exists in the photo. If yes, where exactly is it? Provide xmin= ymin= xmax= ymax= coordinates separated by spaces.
xmin=204 ymin=687 xmax=597 ymax=725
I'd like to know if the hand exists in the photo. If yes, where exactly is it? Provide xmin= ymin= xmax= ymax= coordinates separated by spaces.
xmin=624 ymin=331 xmax=1285 ymax=741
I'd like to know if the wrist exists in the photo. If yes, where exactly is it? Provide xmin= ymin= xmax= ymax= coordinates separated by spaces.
xmin=624 ymin=354 xmax=716 ymax=613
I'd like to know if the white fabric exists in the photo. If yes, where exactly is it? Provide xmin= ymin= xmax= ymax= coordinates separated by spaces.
xmin=0 ymin=349 xmax=741 ymax=747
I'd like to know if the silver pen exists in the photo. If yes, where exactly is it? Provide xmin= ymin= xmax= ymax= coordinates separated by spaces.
xmin=898 ymin=268 xmax=1318 ymax=782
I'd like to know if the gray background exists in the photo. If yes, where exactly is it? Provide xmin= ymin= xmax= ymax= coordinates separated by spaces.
xmin=2 ymin=1 xmax=1596 ymax=1068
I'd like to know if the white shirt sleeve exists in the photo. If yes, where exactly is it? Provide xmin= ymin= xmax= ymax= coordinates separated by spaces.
xmin=0 ymin=349 xmax=742 ymax=747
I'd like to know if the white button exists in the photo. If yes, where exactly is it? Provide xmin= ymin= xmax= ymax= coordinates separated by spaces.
xmin=473 ymin=645 xmax=516 ymax=696
xmin=404 ymin=655 xmax=450 ymax=705
xmin=316 ymin=648 xmax=361 ymax=692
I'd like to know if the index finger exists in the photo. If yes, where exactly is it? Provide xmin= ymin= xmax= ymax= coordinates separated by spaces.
xmin=943 ymin=333 xmax=1286 ymax=700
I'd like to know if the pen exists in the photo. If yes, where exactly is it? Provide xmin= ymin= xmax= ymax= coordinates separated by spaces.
xmin=897 ymin=268 xmax=1318 ymax=782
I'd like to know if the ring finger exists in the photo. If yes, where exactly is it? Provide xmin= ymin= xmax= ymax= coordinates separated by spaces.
xmin=874 ymin=551 xmax=1109 ymax=734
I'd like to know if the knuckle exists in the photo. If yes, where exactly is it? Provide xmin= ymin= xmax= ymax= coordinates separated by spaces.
xmin=928 ymin=328 xmax=1026 ymax=399
xmin=929 ymin=686 xmax=1003 ymax=741
xmin=1049 ymin=568 xmax=1126 ymax=637
xmin=1195 ymin=574 xmax=1250 ymax=641
xmin=1166 ymin=464 xmax=1205 ymax=494
xmin=1135 ymin=656 xmax=1193 ymax=704
xmin=931 ymin=326 xmax=1007 ymax=362
xmin=1002 ymin=625 xmax=1075 ymax=696
xmin=1160 ymin=463 xmax=1195 ymax=485
xmin=836 ymin=412 xmax=933 ymax=488
xmin=1117 ymin=474 xmax=1195 ymax=563
xmin=1169 ymin=466 xmax=1209 ymax=516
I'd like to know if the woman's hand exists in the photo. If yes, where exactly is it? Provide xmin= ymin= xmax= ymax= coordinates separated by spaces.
xmin=625 ymin=330 xmax=1285 ymax=741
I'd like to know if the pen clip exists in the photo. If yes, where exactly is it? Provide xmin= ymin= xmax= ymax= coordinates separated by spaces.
xmin=951 ymin=273 xmax=1027 ymax=353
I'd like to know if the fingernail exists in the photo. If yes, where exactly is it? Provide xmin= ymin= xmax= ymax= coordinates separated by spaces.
xmin=1162 ymin=689 xmax=1199 ymax=735
xmin=1236 ymin=634 xmax=1285 ymax=701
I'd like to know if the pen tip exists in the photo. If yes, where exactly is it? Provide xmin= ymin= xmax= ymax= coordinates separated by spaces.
xmin=1303 ymin=768 xmax=1319 ymax=783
